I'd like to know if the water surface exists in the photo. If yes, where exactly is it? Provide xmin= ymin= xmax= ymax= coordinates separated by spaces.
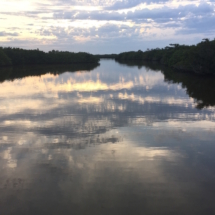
xmin=0 ymin=59 xmax=215 ymax=215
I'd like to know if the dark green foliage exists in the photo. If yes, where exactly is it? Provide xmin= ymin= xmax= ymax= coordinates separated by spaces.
xmin=95 ymin=54 xmax=118 ymax=59
xmin=0 ymin=48 xmax=12 ymax=66
xmin=0 ymin=47 xmax=99 ymax=67
xmin=115 ymin=38 xmax=215 ymax=75
xmin=46 ymin=50 xmax=99 ymax=64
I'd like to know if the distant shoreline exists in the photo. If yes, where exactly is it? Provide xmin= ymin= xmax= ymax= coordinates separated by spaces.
xmin=1 ymin=38 xmax=215 ymax=75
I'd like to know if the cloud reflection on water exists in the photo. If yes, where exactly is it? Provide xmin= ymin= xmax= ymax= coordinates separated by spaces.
xmin=0 ymin=60 xmax=215 ymax=214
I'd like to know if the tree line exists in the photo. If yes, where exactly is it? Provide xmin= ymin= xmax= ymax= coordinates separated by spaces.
xmin=1 ymin=38 xmax=215 ymax=75
xmin=115 ymin=38 xmax=215 ymax=75
xmin=95 ymin=54 xmax=118 ymax=59
xmin=0 ymin=48 xmax=99 ymax=67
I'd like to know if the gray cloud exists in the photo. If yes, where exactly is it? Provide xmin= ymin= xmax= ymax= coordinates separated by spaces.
xmin=35 ymin=0 xmax=113 ymax=8
xmin=0 ymin=31 xmax=19 ymax=37
xmin=105 ymin=0 xmax=169 ymax=10
xmin=177 ymin=14 xmax=215 ymax=34
xmin=126 ymin=3 xmax=213 ymax=20
xmin=52 ymin=2 xmax=214 ymax=23
xmin=50 ymin=2 xmax=215 ymax=38
xmin=37 ymin=23 xmax=143 ymax=42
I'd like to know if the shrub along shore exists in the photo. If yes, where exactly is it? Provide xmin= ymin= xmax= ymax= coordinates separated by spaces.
xmin=115 ymin=38 xmax=215 ymax=75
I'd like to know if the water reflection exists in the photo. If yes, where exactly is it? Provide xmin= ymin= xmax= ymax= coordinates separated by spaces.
xmin=116 ymin=59 xmax=215 ymax=109
xmin=0 ymin=59 xmax=215 ymax=215
xmin=0 ymin=63 xmax=99 ymax=83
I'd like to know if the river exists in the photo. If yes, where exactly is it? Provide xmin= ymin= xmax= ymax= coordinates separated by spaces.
xmin=0 ymin=59 xmax=215 ymax=215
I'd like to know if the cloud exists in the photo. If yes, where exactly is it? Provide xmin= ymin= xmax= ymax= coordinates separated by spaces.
xmin=126 ymin=3 xmax=214 ymax=20
xmin=37 ymin=23 xmax=145 ymax=44
xmin=52 ymin=2 xmax=214 ymax=23
xmin=177 ymin=14 xmax=215 ymax=34
xmin=1 ymin=0 xmax=215 ymax=52
xmin=44 ymin=0 xmax=171 ymax=9
xmin=105 ymin=0 xmax=169 ymax=10
xmin=0 ymin=31 xmax=19 ymax=37
xmin=35 ymin=0 xmax=116 ymax=7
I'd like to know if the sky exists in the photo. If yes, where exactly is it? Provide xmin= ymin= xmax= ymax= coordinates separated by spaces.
xmin=0 ymin=0 xmax=215 ymax=53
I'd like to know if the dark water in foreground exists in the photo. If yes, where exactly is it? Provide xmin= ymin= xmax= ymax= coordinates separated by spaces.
xmin=0 ymin=59 xmax=215 ymax=215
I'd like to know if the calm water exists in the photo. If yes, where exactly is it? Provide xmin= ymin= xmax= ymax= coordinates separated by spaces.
xmin=0 ymin=59 xmax=215 ymax=215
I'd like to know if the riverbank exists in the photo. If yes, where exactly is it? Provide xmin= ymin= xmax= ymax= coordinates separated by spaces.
xmin=115 ymin=39 xmax=215 ymax=75
xmin=1 ymin=38 xmax=215 ymax=75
